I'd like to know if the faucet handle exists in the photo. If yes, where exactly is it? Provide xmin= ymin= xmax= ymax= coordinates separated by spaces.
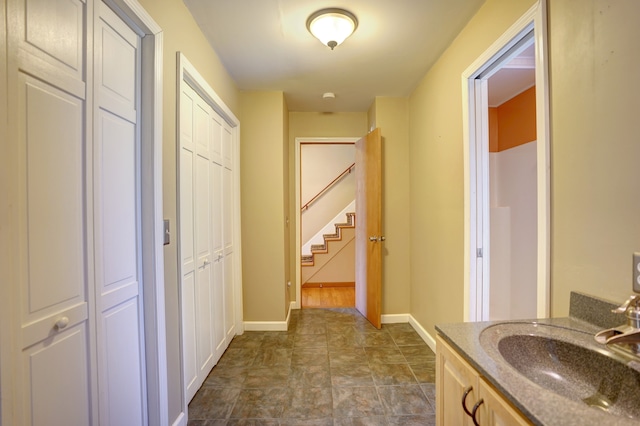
xmin=612 ymin=295 xmax=640 ymax=314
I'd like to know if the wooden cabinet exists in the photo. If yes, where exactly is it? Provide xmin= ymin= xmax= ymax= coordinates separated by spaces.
xmin=436 ymin=335 xmax=531 ymax=426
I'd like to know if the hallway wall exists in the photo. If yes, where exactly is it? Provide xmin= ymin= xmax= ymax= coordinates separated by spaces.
xmin=132 ymin=0 xmax=241 ymax=422
xmin=240 ymin=91 xmax=290 ymax=322
xmin=549 ymin=0 xmax=640 ymax=314
xmin=408 ymin=0 xmax=640 ymax=335
xmin=368 ymin=98 xmax=412 ymax=315
xmin=408 ymin=0 xmax=537 ymax=336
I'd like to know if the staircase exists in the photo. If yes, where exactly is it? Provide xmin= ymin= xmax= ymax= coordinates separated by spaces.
xmin=302 ymin=212 xmax=355 ymax=266
xmin=301 ymin=213 xmax=355 ymax=285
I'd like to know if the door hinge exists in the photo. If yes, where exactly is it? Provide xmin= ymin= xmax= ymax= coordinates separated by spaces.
xmin=477 ymin=248 xmax=483 ymax=258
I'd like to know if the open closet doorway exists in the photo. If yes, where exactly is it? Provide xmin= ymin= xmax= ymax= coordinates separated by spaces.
xmin=463 ymin=0 xmax=551 ymax=322
xmin=298 ymin=140 xmax=357 ymax=308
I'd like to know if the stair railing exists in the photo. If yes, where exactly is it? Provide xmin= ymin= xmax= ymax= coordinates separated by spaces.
xmin=301 ymin=162 xmax=355 ymax=212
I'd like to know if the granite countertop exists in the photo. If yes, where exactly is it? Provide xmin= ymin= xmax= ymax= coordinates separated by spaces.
xmin=435 ymin=293 xmax=640 ymax=426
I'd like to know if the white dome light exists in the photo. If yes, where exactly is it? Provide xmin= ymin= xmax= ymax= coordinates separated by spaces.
xmin=307 ymin=8 xmax=358 ymax=50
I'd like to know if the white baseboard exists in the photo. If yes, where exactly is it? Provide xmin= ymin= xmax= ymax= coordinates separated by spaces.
xmin=381 ymin=313 xmax=410 ymax=324
xmin=408 ymin=315 xmax=437 ymax=353
xmin=171 ymin=412 xmax=186 ymax=426
xmin=381 ymin=313 xmax=437 ymax=353
xmin=243 ymin=302 xmax=296 ymax=332
xmin=243 ymin=321 xmax=288 ymax=331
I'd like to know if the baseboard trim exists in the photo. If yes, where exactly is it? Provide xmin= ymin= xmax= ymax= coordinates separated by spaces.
xmin=408 ymin=315 xmax=437 ymax=353
xmin=381 ymin=313 xmax=436 ymax=352
xmin=302 ymin=281 xmax=355 ymax=288
xmin=171 ymin=412 xmax=186 ymax=426
xmin=381 ymin=313 xmax=410 ymax=324
xmin=243 ymin=321 xmax=288 ymax=331
xmin=243 ymin=302 xmax=295 ymax=332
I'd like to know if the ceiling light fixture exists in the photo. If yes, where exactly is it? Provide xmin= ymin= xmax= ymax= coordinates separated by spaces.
xmin=306 ymin=8 xmax=358 ymax=50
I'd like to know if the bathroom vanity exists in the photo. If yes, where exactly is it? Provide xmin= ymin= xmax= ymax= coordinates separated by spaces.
xmin=435 ymin=293 xmax=640 ymax=426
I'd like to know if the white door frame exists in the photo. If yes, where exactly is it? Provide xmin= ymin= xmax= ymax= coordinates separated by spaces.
xmin=462 ymin=0 xmax=551 ymax=321
xmin=176 ymin=52 xmax=243 ymax=419
xmin=294 ymin=137 xmax=359 ymax=309
xmin=103 ymin=1 xmax=168 ymax=424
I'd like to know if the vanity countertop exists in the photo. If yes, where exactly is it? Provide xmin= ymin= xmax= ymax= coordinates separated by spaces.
xmin=436 ymin=294 xmax=640 ymax=426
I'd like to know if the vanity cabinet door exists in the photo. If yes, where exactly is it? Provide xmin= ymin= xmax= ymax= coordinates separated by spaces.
xmin=478 ymin=378 xmax=531 ymax=426
xmin=436 ymin=335 xmax=479 ymax=426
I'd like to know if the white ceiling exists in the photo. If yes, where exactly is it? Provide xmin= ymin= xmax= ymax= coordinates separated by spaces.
xmin=183 ymin=0 xmax=487 ymax=112
xmin=488 ymin=44 xmax=536 ymax=107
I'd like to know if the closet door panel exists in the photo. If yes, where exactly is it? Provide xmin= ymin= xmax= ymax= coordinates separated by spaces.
xmin=21 ymin=75 xmax=86 ymax=319
xmin=94 ymin=4 xmax=145 ymax=424
xmin=25 ymin=324 xmax=90 ymax=426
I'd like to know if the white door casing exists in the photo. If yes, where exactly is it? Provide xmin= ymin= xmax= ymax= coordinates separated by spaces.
xmin=462 ymin=0 xmax=551 ymax=321
xmin=2 ymin=0 xmax=167 ymax=424
xmin=293 ymin=137 xmax=360 ymax=310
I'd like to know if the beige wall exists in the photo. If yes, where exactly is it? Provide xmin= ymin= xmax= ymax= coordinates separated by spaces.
xmin=288 ymin=112 xmax=368 ymax=300
xmin=549 ymin=0 xmax=640 ymax=315
xmin=408 ymin=0 xmax=536 ymax=335
xmin=240 ymin=91 xmax=289 ymax=321
xmin=368 ymin=98 xmax=412 ymax=314
xmin=283 ymin=98 xmax=291 ymax=314
xmin=135 ymin=0 xmax=240 ymax=422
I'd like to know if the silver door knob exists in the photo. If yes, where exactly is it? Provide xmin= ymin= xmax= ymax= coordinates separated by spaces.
xmin=380 ymin=236 xmax=386 ymax=241
xmin=369 ymin=236 xmax=379 ymax=242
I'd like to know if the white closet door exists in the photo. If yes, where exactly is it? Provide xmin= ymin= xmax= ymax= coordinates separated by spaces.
xmin=211 ymin=113 xmax=226 ymax=359
xmin=222 ymin=122 xmax=236 ymax=342
xmin=180 ymin=83 xmax=219 ymax=402
xmin=194 ymin=98 xmax=215 ymax=381
xmin=11 ymin=0 xmax=91 ymax=424
xmin=179 ymin=79 xmax=234 ymax=403
xmin=94 ymin=3 xmax=146 ymax=425
xmin=179 ymin=83 xmax=199 ymax=398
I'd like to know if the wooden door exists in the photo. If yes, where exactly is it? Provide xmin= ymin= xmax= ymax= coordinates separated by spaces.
xmin=355 ymin=128 xmax=383 ymax=329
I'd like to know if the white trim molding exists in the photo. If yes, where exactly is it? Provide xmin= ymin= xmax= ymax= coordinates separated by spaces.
xmin=407 ymin=316 xmax=437 ymax=353
xmin=462 ymin=0 xmax=550 ymax=322
xmin=294 ymin=137 xmax=360 ymax=310
xmin=381 ymin=314 xmax=437 ymax=353
xmin=380 ymin=314 xmax=410 ymax=324
xmin=243 ymin=301 xmax=295 ymax=332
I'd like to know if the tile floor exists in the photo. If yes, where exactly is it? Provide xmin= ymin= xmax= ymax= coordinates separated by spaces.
xmin=188 ymin=307 xmax=437 ymax=425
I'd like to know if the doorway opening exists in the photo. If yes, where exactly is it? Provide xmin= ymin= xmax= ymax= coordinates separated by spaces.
xmin=463 ymin=0 xmax=551 ymax=322
xmin=298 ymin=140 xmax=357 ymax=308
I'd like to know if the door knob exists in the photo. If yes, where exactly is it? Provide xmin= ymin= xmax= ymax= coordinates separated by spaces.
xmin=369 ymin=236 xmax=379 ymax=242
xmin=55 ymin=316 xmax=70 ymax=330
xmin=380 ymin=236 xmax=386 ymax=241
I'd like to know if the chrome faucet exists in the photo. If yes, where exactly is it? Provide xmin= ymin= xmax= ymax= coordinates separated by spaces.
xmin=595 ymin=295 xmax=640 ymax=355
